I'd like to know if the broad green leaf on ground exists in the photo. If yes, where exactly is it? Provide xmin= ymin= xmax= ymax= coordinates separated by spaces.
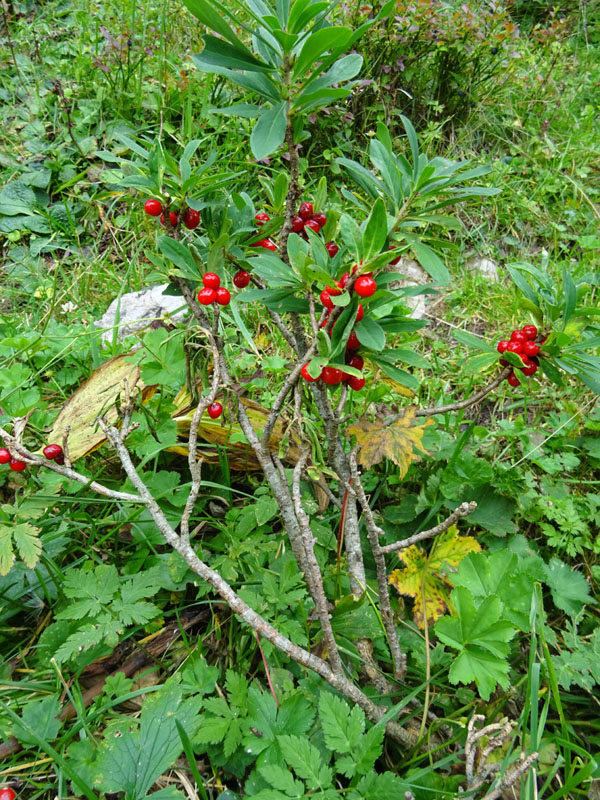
xmin=543 ymin=558 xmax=594 ymax=615
xmin=80 ymin=680 xmax=202 ymax=798
xmin=14 ymin=695 xmax=62 ymax=747
xmin=389 ymin=525 xmax=480 ymax=627
xmin=435 ymin=588 xmax=516 ymax=700
xmin=450 ymin=549 xmax=546 ymax=630
xmin=348 ymin=407 xmax=433 ymax=475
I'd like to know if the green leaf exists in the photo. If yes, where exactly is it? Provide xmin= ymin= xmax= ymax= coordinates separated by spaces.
xmin=278 ymin=734 xmax=333 ymax=790
xmin=191 ymin=57 xmax=281 ymax=101
xmin=405 ymin=238 xmax=450 ymax=286
xmin=319 ymin=692 xmax=365 ymax=754
xmin=258 ymin=765 xmax=304 ymax=796
xmin=435 ymin=588 xmax=516 ymax=700
xmin=357 ymin=772 xmax=410 ymax=800
xmin=452 ymin=329 xmax=496 ymax=353
xmin=0 ymin=526 xmax=15 ymax=575
xmin=355 ymin=317 xmax=386 ymax=351
xmin=561 ymin=267 xmax=577 ymax=326
xmin=400 ymin=114 xmax=419 ymax=179
xmin=15 ymin=695 xmax=62 ymax=747
xmin=158 ymin=236 xmax=202 ymax=280
xmin=292 ymin=27 xmax=353 ymax=79
xmin=339 ymin=212 xmax=364 ymax=259
xmin=353 ymin=723 xmax=385 ymax=776
xmin=463 ymin=352 xmax=499 ymax=373
xmin=182 ymin=0 xmax=249 ymax=50
xmin=544 ymin=558 xmax=594 ymax=616
xmin=195 ymin=35 xmax=272 ymax=73
xmin=250 ymin=102 xmax=287 ymax=161
xmin=362 ymin=198 xmax=388 ymax=261
xmin=91 ymin=680 xmax=201 ymax=796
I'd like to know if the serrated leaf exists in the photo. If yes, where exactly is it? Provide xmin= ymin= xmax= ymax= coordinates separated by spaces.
xmin=0 ymin=526 xmax=15 ymax=575
xmin=15 ymin=696 xmax=62 ymax=747
xmin=258 ymin=764 xmax=304 ymax=796
xmin=348 ymin=407 xmax=432 ymax=474
xmin=544 ymin=558 xmax=594 ymax=616
xmin=278 ymin=734 xmax=333 ymax=789
xmin=353 ymin=723 xmax=385 ymax=776
xmin=357 ymin=772 xmax=410 ymax=799
xmin=435 ymin=588 xmax=515 ymax=700
xmin=319 ymin=692 xmax=365 ymax=754
xmin=389 ymin=525 xmax=480 ymax=627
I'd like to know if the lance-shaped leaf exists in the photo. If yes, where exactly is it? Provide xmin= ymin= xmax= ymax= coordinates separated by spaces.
xmin=347 ymin=406 xmax=433 ymax=474
xmin=194 ymin=35 xmax=273 ymax=74
xmin=250 ymin=102 xmax=287 ymax=161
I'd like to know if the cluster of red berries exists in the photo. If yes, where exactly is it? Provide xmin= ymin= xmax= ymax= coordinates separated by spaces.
xmin=301 ymin=353 xmax=366 ymax=391
xmin=144 ymin=198 xmax=200 ymax=231
xmin=497 ymin=325 xmax=542 ymax=387
xmin=250 ymin=208 xmax=339 ymax=258
xmin=197 ymin=273 xmax=231 ymax=307
xmin=0 ymin=443 xmax=64 ymax=473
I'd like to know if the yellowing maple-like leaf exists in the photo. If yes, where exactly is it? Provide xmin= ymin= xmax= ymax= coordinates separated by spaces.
xmin=347 ymin=407 xmax=433 ymax=476
xmin=388 ymin=525 xmax=481 ymax=627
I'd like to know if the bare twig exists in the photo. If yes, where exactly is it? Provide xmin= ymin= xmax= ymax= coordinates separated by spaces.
xmin=350 ymin=452 xmax=405 ymax=679
xmin=381 ymin=502 xmax=477 ymax=555
xmin=95 ymin=417 xmax=416 ymax=748
xmin=293 ymin=450 xmax=344 ymax=675
xmin=412 ymin=368 xmax=512 ymax=419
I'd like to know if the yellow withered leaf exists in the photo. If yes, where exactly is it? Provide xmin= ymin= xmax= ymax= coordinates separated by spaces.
xmin=47 ymin=355 xmax=156 ymax=461
xmin=47 ymin=357 xmax=303 ymax=469
xmin=389 ymin=525 xmax=481 ymax=628
xmin=347 ymin=407 xmax=433 ymax=476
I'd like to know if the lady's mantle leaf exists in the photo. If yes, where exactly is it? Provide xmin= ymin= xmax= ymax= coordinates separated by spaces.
xmin=347 ymin=407 xmax=433 ymax=476
xmin=435 ymin=588 xmax=516 ymax=700
xmin=388 ymin=525 xmax=480 ymax=627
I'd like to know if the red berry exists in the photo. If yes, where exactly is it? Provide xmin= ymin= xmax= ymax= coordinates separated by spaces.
xmin=506 ymin=341 xmax=523 ymax=354
xmin=160 ymin=211 xmax=178 ymax=227
xmin=389 ymin=245 xmax=401 ymax=266
xmin=523 ymin=341 xmax=540 ymax=357
xmin=144 ymin=198 xmax=162 ymax=217
xmin=0 ymin=789 xmax=17 ymax=800
xmin=312 ymin=212 xmax=327 ymax=228
xmin=254 ymin=212 xmax=270 ymax=226
xmin=522 ymin=325 xmax=538 ymax=340
xmin=183 ymin=208 xmax=200 ymax=230
xmin=355 ymin=304 xmax=364 ymax=322
xmin=347 ymin=374 xmax=366 ymax=391
xmin=522 ymin=360 xmax=538 ymax=377
xmin=500 ymin=358 xmax=508 ymax=367
xmin=346 ymin=354 xmax=364 ymax=371
xmin=215 ymin=288 xmax=231 ymax=306
xmin=320 ymin=286 xmax=341 ymax=309
xmin=207 ymin=402 xmax=223 ymax=419
xmin=510 ymin=330 xmax=527 ymax=344
xmin=515 ymin=355 xmax=531 ymax=370
xmin=497 ymin=340 xmax=510 ymax=353
xmin=301 ymin=363 xmax=321 ymax=382
xmin=233 ymin=270 xmax=251 ymax=289
xmin=203 ymin=273 xmax=221 ymax=290
xmin=321 ymin=367 xmax=343 ymax=385
xmin=355 ymin=276 xmax=376 ymax=298
xmin=305 ymin=219 xmax=321 ymax=235
xmin=9 ymin=459 xmax=26 ymax=472
xmin=292 ymin=215 xmax=305 ymax=233
xmin=198 ymin=288 xmax=216 ymax=305
xmin=0 ymin=448 xmax=10 ymax=464
xmin=338 ymin=272 xmax=350 ymax=289
xmin=298 ymin=202 xmax=313 ymax=221
xmin=55 ymin=453 xmax=65 ymax=465
xmin=261 ymin=239 xmax=277 ymax=251
xmin=507 ymin=372 xmax=521 ymax=388
xmin=43 ymin=444 xmax=63 ymax=460
xmin=346 ymin=331 xmax=360 ymax=351
xmin=325 ymin=241 xmax=339 ymax=258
